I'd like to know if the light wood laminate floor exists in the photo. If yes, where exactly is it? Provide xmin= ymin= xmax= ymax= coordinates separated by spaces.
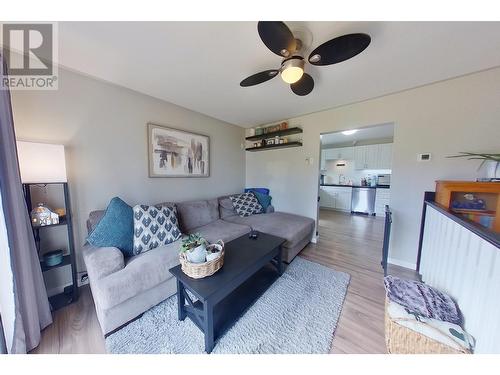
xmin=31 ymin=209 xmax=417 ymax=354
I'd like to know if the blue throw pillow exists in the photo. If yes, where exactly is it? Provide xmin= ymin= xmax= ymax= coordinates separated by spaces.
xmin=87 ymin=197 xmax=134 ymax=257
xmin=251 ymin=190 xmax=272 ymax=211
xmin=244 ymin=187 xmax=270 ymax=195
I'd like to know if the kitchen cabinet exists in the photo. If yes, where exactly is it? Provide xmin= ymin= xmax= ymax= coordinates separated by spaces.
xmin=354 ymin=143 xmax=392 ymax=170
xmin=377 ymin=143 xmax=393 ymax=169
xmin=321 ymin=147 xmax=354 ymax=170
xmin=319 ymin=186 xmax=352 ymax=211
xmin=375 ymin=188 xmax=391 ymax=217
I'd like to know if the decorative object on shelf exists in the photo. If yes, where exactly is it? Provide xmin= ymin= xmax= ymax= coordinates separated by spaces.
xmin=267 ymin=139 xmax=275 ymax=145
xmin=451 ymin=193 xmax=486 ymax=211
xmin=148 ymin=123 xmax=209 ymax=178
xmin=245 ymin=126 xmax=302 ymax=141
xmin=43 ymin=249 xmax=64 ymax=267
xmin=30 ymin=203 xmax=53 ymax=226
xmin=279 ymin=138 xmax=284 ymax=144
xmin=447 ymin=152 xmax=500 ymax=179
xmin=180 ymin=237 xmax=225 ymax=279
xmin=53 ymin=207 xmax=66 ymax=217
xmin=280 ymin=121 xmax=288 ymax=130
xmin=246 ymin=141 xmax=303 ymax=152
xmin=255 ymin=127 xmax=263 ymax=135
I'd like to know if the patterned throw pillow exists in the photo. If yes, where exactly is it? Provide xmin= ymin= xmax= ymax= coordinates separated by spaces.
xmin=229 ymin=192 xmax=264 ymax=217
xmin=133 ymin=204 xmax=182 ymax=255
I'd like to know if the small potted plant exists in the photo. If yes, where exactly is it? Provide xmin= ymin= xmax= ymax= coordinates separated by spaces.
xmin=447 ymin=152 xmax=500 ymax=179
xmin=180 ymin=233 xmax=208 ymax=263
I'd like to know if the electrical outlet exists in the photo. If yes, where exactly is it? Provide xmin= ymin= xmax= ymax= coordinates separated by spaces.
xmin=78 ymin=272 xmax=89 ymax=287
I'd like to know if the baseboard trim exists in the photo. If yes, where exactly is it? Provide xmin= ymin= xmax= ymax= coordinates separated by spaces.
xmin=388 ymin=257 xmax=416 ymax=270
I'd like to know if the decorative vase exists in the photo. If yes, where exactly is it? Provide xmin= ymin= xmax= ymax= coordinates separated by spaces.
xmin=484 ymin=161 xmax=500 ymax=179
xmin=186 ymin=243 xmax=207 ymax=263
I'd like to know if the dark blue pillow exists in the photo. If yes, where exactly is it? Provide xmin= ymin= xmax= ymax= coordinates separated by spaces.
xmin=87 ymin=197 xmax=134 ymax=257
xmin=245 ymin=187 xmax=270 ymax=195
xmin=251 ymin=190 xmax=272 ymax=211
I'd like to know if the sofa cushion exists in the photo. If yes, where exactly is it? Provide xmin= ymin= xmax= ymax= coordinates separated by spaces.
xmin=223 ymin=212 xmax=315 ymax=249
xmin=87 ymin=197 xmax=134 ymax=257
xmin=218 ymin=195 xmax=238 ymax=219
xmin=132 ymin=204 xmax=182 ymax=255
xmin=176 ymin=198 xmax=219 ymax=232
xmin=187 ymin=219 xmax=251 ymax=244
xmin=94 ymin=240 xmax=181 ymax=309
xmin=230 ymin=192 xmax=263 ymax=217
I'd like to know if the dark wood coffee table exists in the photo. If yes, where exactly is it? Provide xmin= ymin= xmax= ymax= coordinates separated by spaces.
xmin=169 ymin=231 xmax=285 ymax=353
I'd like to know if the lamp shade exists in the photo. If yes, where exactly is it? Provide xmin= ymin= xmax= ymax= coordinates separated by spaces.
xmin=16 ymin=141 xmax=67 ymax=183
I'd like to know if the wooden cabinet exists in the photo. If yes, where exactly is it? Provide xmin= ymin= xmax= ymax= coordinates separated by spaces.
xmin=319 ymin=186 xmax=352 ymax=211
xmin=435 ymin=180 xmax=500 ymax=233
xmin=375 ymin=188 xmax=391 ymax=217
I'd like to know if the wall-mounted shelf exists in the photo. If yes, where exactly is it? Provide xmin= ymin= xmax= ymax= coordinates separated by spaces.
xmin=246 ymin=127 xmax=303 ymax=141
xmin=246 ymin=141 xmax=302 ymax=152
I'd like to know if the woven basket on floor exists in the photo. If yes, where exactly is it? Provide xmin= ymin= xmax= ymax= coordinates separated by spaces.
xmin=384 ymin=298 xmax=470 ymax=354
xmin=180 ymin=240 xmax=224 ymax=279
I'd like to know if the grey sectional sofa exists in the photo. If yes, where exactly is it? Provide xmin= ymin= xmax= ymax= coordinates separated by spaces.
xmin=83 ymin=195 xmax=315 ymax=335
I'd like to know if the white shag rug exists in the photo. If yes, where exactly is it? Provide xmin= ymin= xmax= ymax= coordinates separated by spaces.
xmin=106 ymin=257 xmax=350 ymax=354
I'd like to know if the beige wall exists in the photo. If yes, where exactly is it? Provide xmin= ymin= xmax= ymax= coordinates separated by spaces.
xmin=12 ymin=67 xmax=246 ymax=273
xmin=247 ymin=67 xmax=500 ymax=268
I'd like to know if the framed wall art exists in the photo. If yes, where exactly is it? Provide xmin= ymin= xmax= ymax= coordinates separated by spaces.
xmin=148 ymin=123 xmax=210 ymax=178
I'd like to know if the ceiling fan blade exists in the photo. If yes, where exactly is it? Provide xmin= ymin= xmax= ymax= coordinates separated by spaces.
xmin=308 ymin=33 xmax=371 ymax=66
xmin=257 ymin=21 xmax=296 ymax=57
xmin=240 ymin=70 xmax=279 ymax=87
xmin=290 ymin=73 xmax=314 ymax=96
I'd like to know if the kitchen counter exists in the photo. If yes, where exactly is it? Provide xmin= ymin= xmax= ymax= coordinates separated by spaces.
xmin=320 ymin=184 xmax=390 ymax=189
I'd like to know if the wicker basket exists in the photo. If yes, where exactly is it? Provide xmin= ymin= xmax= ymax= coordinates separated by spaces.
xmin=384 ymin=298 xmax=470 ymax=354
xmin=179 ymin=240 xmax=224 ymax=279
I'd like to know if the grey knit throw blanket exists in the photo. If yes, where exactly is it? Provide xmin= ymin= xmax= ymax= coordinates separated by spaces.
xmin=384 ymin=275 xmax=462 ymax=326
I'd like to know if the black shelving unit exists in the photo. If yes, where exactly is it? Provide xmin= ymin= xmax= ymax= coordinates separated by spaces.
xmin=245 ymin=127 xmax=303 ymax=141
xmin=23 ymin=182 xmax=79 ymax=311
xmin=246 ymin=141 xmax=303 ymax=152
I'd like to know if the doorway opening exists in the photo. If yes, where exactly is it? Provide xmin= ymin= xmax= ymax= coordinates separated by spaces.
xmin=316 ymin=122 xmax=394 ymax=242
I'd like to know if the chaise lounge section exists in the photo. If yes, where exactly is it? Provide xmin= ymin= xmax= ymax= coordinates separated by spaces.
xmin=83 ymin=194 xmax=315 ymax=335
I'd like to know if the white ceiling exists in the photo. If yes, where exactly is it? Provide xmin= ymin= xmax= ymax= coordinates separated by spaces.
xmin=321 ymin=123 xmax=394 ymax=147
xmin=52 ymin=22 xmax=500 ymax=127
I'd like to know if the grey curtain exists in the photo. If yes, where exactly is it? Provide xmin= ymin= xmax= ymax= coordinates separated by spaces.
xmin=0 ymin=53 xmax=52 ymax=353
xmin=0 ymin=316 xmax=6 ymax=353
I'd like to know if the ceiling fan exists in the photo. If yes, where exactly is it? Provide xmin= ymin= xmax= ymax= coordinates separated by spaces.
xmin=240 ymin=22 xmax=371 ymax=96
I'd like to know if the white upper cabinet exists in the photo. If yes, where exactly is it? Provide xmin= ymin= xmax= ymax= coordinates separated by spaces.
xmin=323 ymin=143 xmax=392 ymax=170
xmin=377 ymin=143 xmax=393 ymax=169
xmin=354 ymin=143 xmax=392 ymax=170
xmin=354 ymin=145 xmax=367 ymax=170
xmin=365 ymin=144 xmax=379 ymax=169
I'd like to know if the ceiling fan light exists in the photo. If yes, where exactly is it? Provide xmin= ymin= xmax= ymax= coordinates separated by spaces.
xmin=281 ymin=67 xmax=304 ymax=84
xmin=280 ymin=57 xmax=305 ymax=84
